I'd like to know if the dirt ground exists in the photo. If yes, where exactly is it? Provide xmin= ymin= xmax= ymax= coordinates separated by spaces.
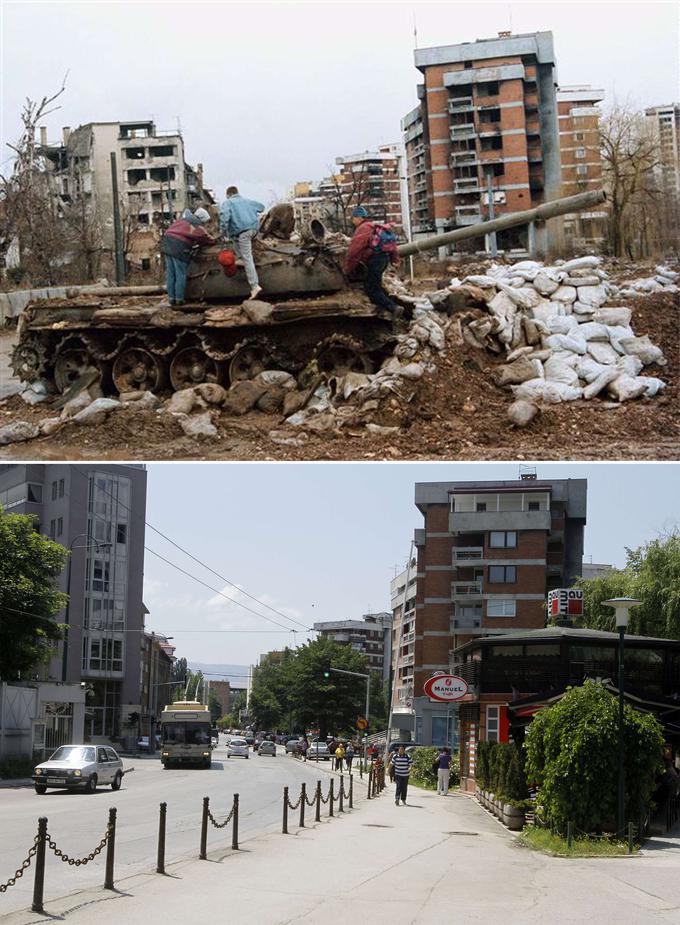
xmin=0 ymin=284 xmax=678 ymax=462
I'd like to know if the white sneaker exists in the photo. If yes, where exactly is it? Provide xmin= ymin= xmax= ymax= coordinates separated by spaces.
xmin=249 ymin=285 xmax=263 ymax=300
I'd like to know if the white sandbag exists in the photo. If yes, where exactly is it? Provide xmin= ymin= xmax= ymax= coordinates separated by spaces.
xmin=488 ymin=290 xmax=517 ymax=320
xmin=576 ymin=357 xmax=610 ymax=383
xmin=545 ymin=316 xmax=578 ymax=335
xmin=253 ymin=370 xmax=297 ymax=390
xmin=606 ymin=324 xmax=635 ymax=355
xmin=615 ymin=354 xmax=644 ymax=377
xmin=512 ymin=378 xmax=583 ymax=403
xmin=551 ymin=350 xmax=580 ymax=368
xmin=565 ymin=275 xmax=602 ymax=287
xmin=656 ymin=265 xmax=678 ymax=281
xmin=543 ymin=356 xmax=580 ymax=386
xmin=531 ymin=301 xmax=558 ymax=324
xmin=551 ymin=285 xmax=577 ymax=303
xmin=463 ymin=275 xmax=498 ymax=289
xmin=638 ymin=377 xmax=666 ymax=397
xmin=582 ymin=366 xmax=620 ymax=400
xmin=492 ymin=356 xmax=540 ymax=386
xmin=497 ymin=284 xmax=543 ymax=309
xmin=587 ymin=342 xmax=620 ymax=365
xmin=545 ymin=333 xmax=587 ymax=354
xmin=506 ymin=345 xmax=535 ymax=362
xmin=619 ymin=335 xmax=666 ymax=366
xmin=547 ymin=300 xmax=567 ymax=316
xmin=512 ymin=260 xmax=543 ymax=272
xmin=507 ymin=400 xmax=540 ymax=427
xmin=561 ymin=256 xmax=601 ymax=272
xmin=533 ymin=272 xmax=560 ymax=296
xmin=607 ymin=375 xmax=648 ymax=403
xmin=577 ymin=322 xmax=609 ymax=341
xmin=573 ymin=284 xmax=607 ymax=307
xmin=572 ymin=301 xmax=595 ymax=316
xmin=594 ymin=306 xmax=632 ymax=327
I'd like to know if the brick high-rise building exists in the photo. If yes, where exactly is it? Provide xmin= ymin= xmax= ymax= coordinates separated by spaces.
xmin=645 ymin=103 xmax=680 ymax=196
xmin=557 ymin=85 xmax=607 ymax=249
xmin=334 ymin=145 xmax=406 ymax=234
xmin=313 ymin=613 xmax=393 ymax=681
xmin=402 ymin=31 xmax=562 ymax=251
xmin=390 ymin=474 xmax=587 ymax=746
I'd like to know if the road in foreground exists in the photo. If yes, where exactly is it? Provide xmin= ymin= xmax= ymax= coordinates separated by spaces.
xmin=0 ymin=744 xmax=329 ymax=916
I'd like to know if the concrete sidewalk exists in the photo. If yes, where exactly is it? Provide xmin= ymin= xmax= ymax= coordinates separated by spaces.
xmin=3 ymin=780 xmax=680 ymax=925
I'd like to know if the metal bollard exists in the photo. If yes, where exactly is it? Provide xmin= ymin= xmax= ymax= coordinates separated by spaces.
xmin=200 ymin=796 xmax=209 ymax=859
xmin=566 ymin=821 xmax=573 ymax=849
xmin=31 ymin=817 xmax=47 ymax=913
xmin=367 ymin=766 xmax=372 ymax=799
xmin=628 ymin=821 xmax=634 ymax=854
xmin=329 ymin=779 xmax=334 ymax=818
xmin=232 ymin=793 xmax=239 ymax=850
xmin=157 ymin=802 xmax=167 ymax=874
xmin=300 ymin=783 xmax=306 ymax=828
xmin=315 ymin=780 xmax=321 ymax=822
xmin=282 ymin=786 xmax=289 ymax=834
xmin=349 ymin=773 xmax=354 ymax=809
xmin=104 ymin=807 xmax=117 ymax=890
xmin=339 ymin=778 xmax=344 ymax=813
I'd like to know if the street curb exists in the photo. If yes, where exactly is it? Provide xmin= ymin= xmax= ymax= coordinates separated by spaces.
xmin=0 ymin=777 xmax=33 ymax=789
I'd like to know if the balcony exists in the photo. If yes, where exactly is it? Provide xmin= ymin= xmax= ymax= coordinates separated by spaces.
xmin=401 ymin=653 xmax=415 ymax=667
xmin=454 ymin=178 xmax=480 ymax=193
xmin=451 ymin=151 xmax=477 ymax=165
xmin=453 ymin=547 xmax=484 ymax=564
xmin=452 ymin=616 xmax=482 ymax=630
xmin=402 ymin=630 xmax=416 ymax=645
xmin=452 ymin=581 xmax=483 ymax=599
xmin=448 ymin=97 xmax=474 ymax=113
xmin=450 ymin=509 xmax=551 ymax=533
xmin=454 ymin=206 xmax=482 ymax=225
xmin=450 ymin=124 xmax=477 ymax=140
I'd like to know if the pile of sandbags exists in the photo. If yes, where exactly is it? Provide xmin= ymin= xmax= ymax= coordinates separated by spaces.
xmin=615 ymin=265 xmax=679 ymax=298
xmin=421 ymin=255 xmax=668 ymax=405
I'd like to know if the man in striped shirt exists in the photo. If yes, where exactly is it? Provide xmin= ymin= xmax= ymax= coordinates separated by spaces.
xmin=390 ymin=745 xmax=412 ymax=805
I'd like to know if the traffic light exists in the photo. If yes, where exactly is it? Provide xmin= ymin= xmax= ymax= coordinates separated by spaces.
xmin=323 ymin=668 xmax=331 ymax=679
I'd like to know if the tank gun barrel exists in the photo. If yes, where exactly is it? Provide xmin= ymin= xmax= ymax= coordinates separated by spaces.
xmin=397 ymin=189 xmax=607 ymax=257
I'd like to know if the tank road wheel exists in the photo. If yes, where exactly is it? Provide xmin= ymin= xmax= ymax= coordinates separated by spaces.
xmin=54 ymin=345 xmax=96 ymax=393
xmin=112 ymin=346 xmax=165 ymax=395
xmin=169 ymin=347 xmax=220 ymax=391
xmin=10 ymin=337 xmax=48 ymax=383
xmin=316 ymin=343 xmax=373 ymax=377
xmin=228 ymin=344 xmax=271 ymax=382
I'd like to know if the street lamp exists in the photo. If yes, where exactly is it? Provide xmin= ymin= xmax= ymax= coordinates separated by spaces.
xmin=603 ymin=597 xmax=642 ymax=837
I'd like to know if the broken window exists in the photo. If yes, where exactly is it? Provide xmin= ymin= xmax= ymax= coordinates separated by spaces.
xmin=480 ymin=136 xmax=503 ymax=151
xmin=125 ymin=147 xmax=146 ymax=159
xmin=127 ymin=169 xmax=147 ymax=186
xmin=140 ymin=259 xmax=151 ymax=271
xmin=137 ymin=213 xmax=150 ymax=225
xmin=477 ymin=81 xmax=499 ymax=97
xmin=479 ymin=108 xmax=501 ymax=124
xmin=149 ymin=167 xmax=175 ymax=182
xmin=149 ymin=145 xmax=176 ymax=158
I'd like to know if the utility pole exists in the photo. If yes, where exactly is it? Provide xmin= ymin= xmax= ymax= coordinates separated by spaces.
xmin=110 ymin=152 xmax=126 ymax=285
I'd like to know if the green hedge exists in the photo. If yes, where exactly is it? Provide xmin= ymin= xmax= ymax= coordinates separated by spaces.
xmin=476 ymin=740 xmax=528 ymax=805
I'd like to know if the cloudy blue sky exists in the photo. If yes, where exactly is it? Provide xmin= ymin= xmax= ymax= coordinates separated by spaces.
xmin=2 ymin=1 xmax=677 ymax=204
xmin=140 ymin=462 xmax=679 ymax=667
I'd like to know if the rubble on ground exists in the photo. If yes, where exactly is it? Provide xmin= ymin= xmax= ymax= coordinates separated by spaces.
xmin=0 ymin=255 xmax=673 ymax=449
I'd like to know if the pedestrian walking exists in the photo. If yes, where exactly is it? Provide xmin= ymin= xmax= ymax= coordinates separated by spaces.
xmin=345 ymin=743 xmax=354 ymax=772
xmin=392 ymin=745 xmax=412 ymax=806
xmin=436 ymin=747 xmax=452 ymax=795
xmin=219 ymin=186 xmax=265 ymax=299
xmin=300 ymin=738 xmax=308 ymax=761
xmin=334 ymin=743 xmax=345 ymax=772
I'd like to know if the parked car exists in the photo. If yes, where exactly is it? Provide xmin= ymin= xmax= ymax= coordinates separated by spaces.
xmin=33 ymin=745 xmax=125 ymax=794
xmin=307 ymin=742 xmax=331 ymax=761
xmin=137 ymin=736 xmax=150 ymax=750
xmin=285 ymin=738 xmax=303 ymax=754
xmin=227 ymin=737 xmax=250 ymax=759
xmin=387 ymin=740 xmax=424 ymax=754
xmin=258 ymin=740 xmax=276 ymax=757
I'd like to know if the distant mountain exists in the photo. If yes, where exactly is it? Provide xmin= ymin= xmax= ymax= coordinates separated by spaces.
xmin=189 ymin=662 xmax=250 ymax=689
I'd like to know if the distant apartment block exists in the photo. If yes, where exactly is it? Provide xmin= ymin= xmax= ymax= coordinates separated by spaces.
xmin=402 ymin=31 xmax=562 ymax=250
xmin=390 ymin=474 xmax=587 ymax=745
xmin=390 ymin=559 xmax=418 ymax=715
xmin=210 ymin=679 xmax=232 ymax=717
xmin=335 ymin=145 xmax=406 ymax=233
xmin=140 ymin=631 xmax=176 ymax=737
xmin=313 ymin=613 xmax=393 ymax=680
xmin=0 ymin=464 xmax=147 ymax=743
xmin=645 ymin=103 xmax=680 ymax=196
xmin=557 ymin=85 xmax=606 ymax=248
xmin=40 ymin=120 xmax=213 ymax=271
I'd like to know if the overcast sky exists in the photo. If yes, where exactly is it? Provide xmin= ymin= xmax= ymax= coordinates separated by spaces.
xmin=140 ymin=462 xmax=679 ymax=668
xmin=2 ymin=1 xmax=678 ymax=204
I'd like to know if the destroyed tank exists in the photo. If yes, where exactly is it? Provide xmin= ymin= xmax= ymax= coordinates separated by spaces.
xmin=10 ymin=191 xmax=606 ymax=396
xmin=11 ymin=216 xmax=396 ymax=396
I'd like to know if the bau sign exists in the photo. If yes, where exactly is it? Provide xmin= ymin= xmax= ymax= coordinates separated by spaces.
xmin=423 ymin=674 xmax=468 ymax=702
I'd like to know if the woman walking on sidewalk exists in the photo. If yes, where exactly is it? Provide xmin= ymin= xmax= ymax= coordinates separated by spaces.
xmin=436 ymin=747 xmax=452 ymax=795
xmin=345 ymin=743 xmax=354 ymax=772
xmin=392 ymin=745 xmax=412 ymax=805
xmin=334 ymin=742 xmax=345 ymax=772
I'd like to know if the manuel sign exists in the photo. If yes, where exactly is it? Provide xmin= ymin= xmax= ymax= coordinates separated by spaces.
xmin=423 ymin=675 xmax=468 ymax=702
xmin=548 ymin=588 xmax=584 ymax=618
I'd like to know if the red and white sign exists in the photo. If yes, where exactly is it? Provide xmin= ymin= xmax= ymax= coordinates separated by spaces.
xmin=423 ymin=674 xmax=468 ymax=702
xmin=548 ymin=588 xmax=584 ymax=617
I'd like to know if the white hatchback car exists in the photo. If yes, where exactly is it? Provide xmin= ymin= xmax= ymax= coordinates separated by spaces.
xmin=33 ymin=745 xmax=125 ymax=794
xmin=226 ymin=737 xmax=249 ymax=759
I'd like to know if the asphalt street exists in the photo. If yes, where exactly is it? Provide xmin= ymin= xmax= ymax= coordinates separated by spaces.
xmin=0 ymin=742 xmax=331 ymax=916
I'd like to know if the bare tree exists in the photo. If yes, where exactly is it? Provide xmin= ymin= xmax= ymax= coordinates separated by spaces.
xmin=600 ymin=102 xmax=663 ymax=259
xmin=323 ymin=162 xmax=372 ymax=234
xmin=0 ymin=80 xmax=68 ymax=284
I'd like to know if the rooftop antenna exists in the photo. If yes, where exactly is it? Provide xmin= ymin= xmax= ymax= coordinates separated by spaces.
xmin=413 ymin=11 xmax=418 ymax=49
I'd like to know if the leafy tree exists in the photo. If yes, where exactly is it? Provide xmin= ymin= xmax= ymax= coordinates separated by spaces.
xmin=0 ymin=509 xmax=68 ymax=680
xmin=208 ymin=688 xmax=222 ymax=723
xmin=575 ymin=533 xmax=680 ymax=639
xmin=524 ymin=680 xmax=664 ymax=832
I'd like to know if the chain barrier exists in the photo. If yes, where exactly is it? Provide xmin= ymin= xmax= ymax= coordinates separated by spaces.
xmin=0 ymin=836 xmax=39 ymax=892
xmin=319 ymin=787 xmax=332 ymax=805
xmin=286 ymin=791 xmax=303 ymax=812
xmin=46 ymin=824 xmax=112 ymax=866
xmin=305 ymin=789 xmax=318 ymax=807
xmin=207 ymin=804 xmax=235 ymax=830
